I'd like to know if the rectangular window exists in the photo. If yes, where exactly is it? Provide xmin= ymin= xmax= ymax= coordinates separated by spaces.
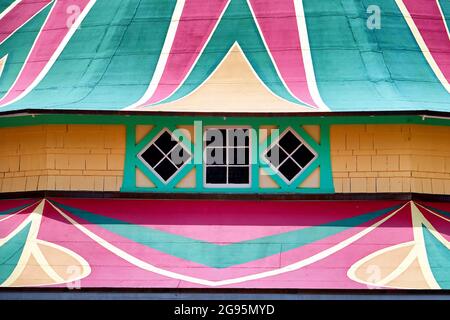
xmin=204 ymin=128 xmax=251 ymax=187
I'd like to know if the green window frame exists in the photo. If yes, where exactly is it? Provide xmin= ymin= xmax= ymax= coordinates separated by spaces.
xmin=121 ymin=117 xmax=334 ymax=194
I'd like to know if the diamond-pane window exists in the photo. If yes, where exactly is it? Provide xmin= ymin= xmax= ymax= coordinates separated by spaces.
xmin=263 ymin=128 xmax=317 ymax=183
xmin=138 ymin=129 xmax=191 ymax=183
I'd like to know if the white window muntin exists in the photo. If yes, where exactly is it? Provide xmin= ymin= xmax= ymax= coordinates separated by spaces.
xmin=263 ymin=127 xmax=318 ymax=185
xmin=203 ymin=126 xmax=252 ymax=188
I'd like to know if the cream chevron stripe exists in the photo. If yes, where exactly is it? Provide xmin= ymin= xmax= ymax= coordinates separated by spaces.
xmin=31 ymin=241 xmax=65 ymax=284
xmin=294 ymin=0 xmax=329 ymax=111
xmin=417 ymin=203 xmax=450 ymax=223
xmin=33 ymin=239 xmax=92 ymax=286
xmin=50 ymin=200 xmax=405 ymax=287
xmin=415 ymin=203 xmax=450 ymax=244
xmin=347 ymin=241 xmax=420 ymax=289
xmin=247 ymin=0 xmax=315 ymax=109
xmin=124 ymin=0 xmax=231 ymax=110
xmin=147 ymin=42 xmax=315 ymax=112
xmin=1 ymin=200 xmax=45 ymax=287
xmin=0 ymin=200 xmax=90 ymax=287
xmin=410 ymin=202 xmax=440 ymax=289
xmin=29 ymin=239 xmax=91 ymax=287
xmin=0 ymin=0 xmax=97 ymax=108
xmin=123 ymin=0 xmax=186 ymax=110
xmin=395 ymin=0 xmax=450 ymax=93
xmin=0 ymin=55 xmax=6 ymax=78
xmin=347 ymin=202 xmax=448 ymax=289
xmin=367 ymin=242 xmax=417 ymax=287
xmin=147 ymin=42 xmax=311 ymax=112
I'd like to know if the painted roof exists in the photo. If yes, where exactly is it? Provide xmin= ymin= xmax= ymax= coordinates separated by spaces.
xmin=1 ymin=198 xmax=449 ymax=289
xmin=0 ymin=0 xmax=450 ymax=113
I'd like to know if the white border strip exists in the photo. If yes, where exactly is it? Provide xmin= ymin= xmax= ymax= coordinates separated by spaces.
xmin=410 ymin=202 xmax=441 ymax=289
xmin=0 ymin=200 xmax=37 ymax=223
xmin=347 ymin=241 xmax=420 ymax=289
xmin=0 ymin=54 xmax=7 ymax=78
xmin=148 ymin=43 xmax=308 ymax=111
xmin=0 ymin=1 xmax=53 ymax=46
xmin=0 ymin=0 xmax=21 ymax=21
xmin=436 ymin=0 xmax=450 ymax=40
xmin=395 ymin=0 xmax=450 ymax=93
xmin=247 ymin=0 xmax=314 ymax=109
xmin=124 ymin=0 xmax=231 ymax=110
xmin=1 ymin=200 xmax=45 ymax=286
xmin=294 ymin=0 xmax=329 ymax=111
xmin=124 ymin=0 xmax=186 ymax=110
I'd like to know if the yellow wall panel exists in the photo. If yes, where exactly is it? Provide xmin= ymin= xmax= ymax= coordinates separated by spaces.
xmin=1 ymin=123 xmax=449 ymax=195
xmin=331 ymin=124 xmax=450 ymax=194
xmin=0 ymin=125 xmax=125 ymax=192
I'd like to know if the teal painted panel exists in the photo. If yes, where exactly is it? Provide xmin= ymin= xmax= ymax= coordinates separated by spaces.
xmin=422 ymin=226 xmax=450 ymax=289
xmin=304 ymin=0 xmax=450 ymax=111
xmin=0 ymin=4 xmax=52 ymax=99
xmin=1 ymin=0 xmax=177 ymax=110
xmin=0 ymin=222 xmax=31 ymax=283
xmin=1 ymin=0 xmax=450 ymax=112
xmin=56 ymin=201 xmax=398 ymax=268
xmin=0 ymin=204 xmax=29 ymax=216
xmin=0 ymin=0 xmax=15 ymax=12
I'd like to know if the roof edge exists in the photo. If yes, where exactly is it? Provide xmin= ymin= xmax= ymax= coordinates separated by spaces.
xmin=0 ymin=190 xmax=449 ymax=202
xmin=0 ymin=108 xmax=450 ymax=118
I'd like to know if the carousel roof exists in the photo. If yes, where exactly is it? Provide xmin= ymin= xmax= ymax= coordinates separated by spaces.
xmin=0 ymin=0 xmax=450 ymax=113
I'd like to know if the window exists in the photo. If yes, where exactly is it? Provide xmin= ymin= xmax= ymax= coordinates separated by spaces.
xmin=138 ymin=129 xmax=191 ymax=183
xmin=264 ymin=128 xmax=316 ymax=183
xmin=204 ymin=128 xmax=251 ymax=187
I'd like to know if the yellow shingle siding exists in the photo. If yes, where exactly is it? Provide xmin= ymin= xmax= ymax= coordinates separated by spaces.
xmin=331 ymin=124 xmax=450 ymax=194
xmin=1 ymin=123 xmax=449 ymax=194
xmin=0 ymin=125 xmax=125 ymax=192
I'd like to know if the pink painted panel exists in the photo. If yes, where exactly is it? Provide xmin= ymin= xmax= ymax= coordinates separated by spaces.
xmin=402 ymin=0 xmax=450 ymax=84
xmin=143 ymin=0 xmax=228 ymax=105
xmin=249 ymin=0 xmax=317 ymax=107
xmin=0 ymin=0 xmax=52 ymax=44
xmin=0 ymin=199 xmax=448 ymax=289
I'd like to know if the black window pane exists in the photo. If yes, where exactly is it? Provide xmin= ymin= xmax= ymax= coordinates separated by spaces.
xmin=169 ymin=145 xmax=191 ymax=167
xmin=228 ymin=129 xmax=249 ymax=147
xmin=228 ymin=167 xmax=249 ymax=184
xmin=206 ymin=147 xmax=226 ymax=165
xmin=206 ymin=167 xmax=227 ymax=184
xmin=228 ymin=147 xmax=249 ymax=165
xmin=141 ymin=145 xmax=164 ymax=168
xmin=265 ymin=145 xmax=288 ymax=167
xmin=292 ymin=145 xmax=315 ymax=168
xmin=205 ymin=129 xmax=226 ymax=147
xmin=278 ymin=158 xmax=301 ymax=181
xmin=278 ymin=131 xmax=301 ymax=154
xmin=154 ymin=158 xmax=178 ymax=181
xmin=155 ymin=131 xmax=178 ymax=153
